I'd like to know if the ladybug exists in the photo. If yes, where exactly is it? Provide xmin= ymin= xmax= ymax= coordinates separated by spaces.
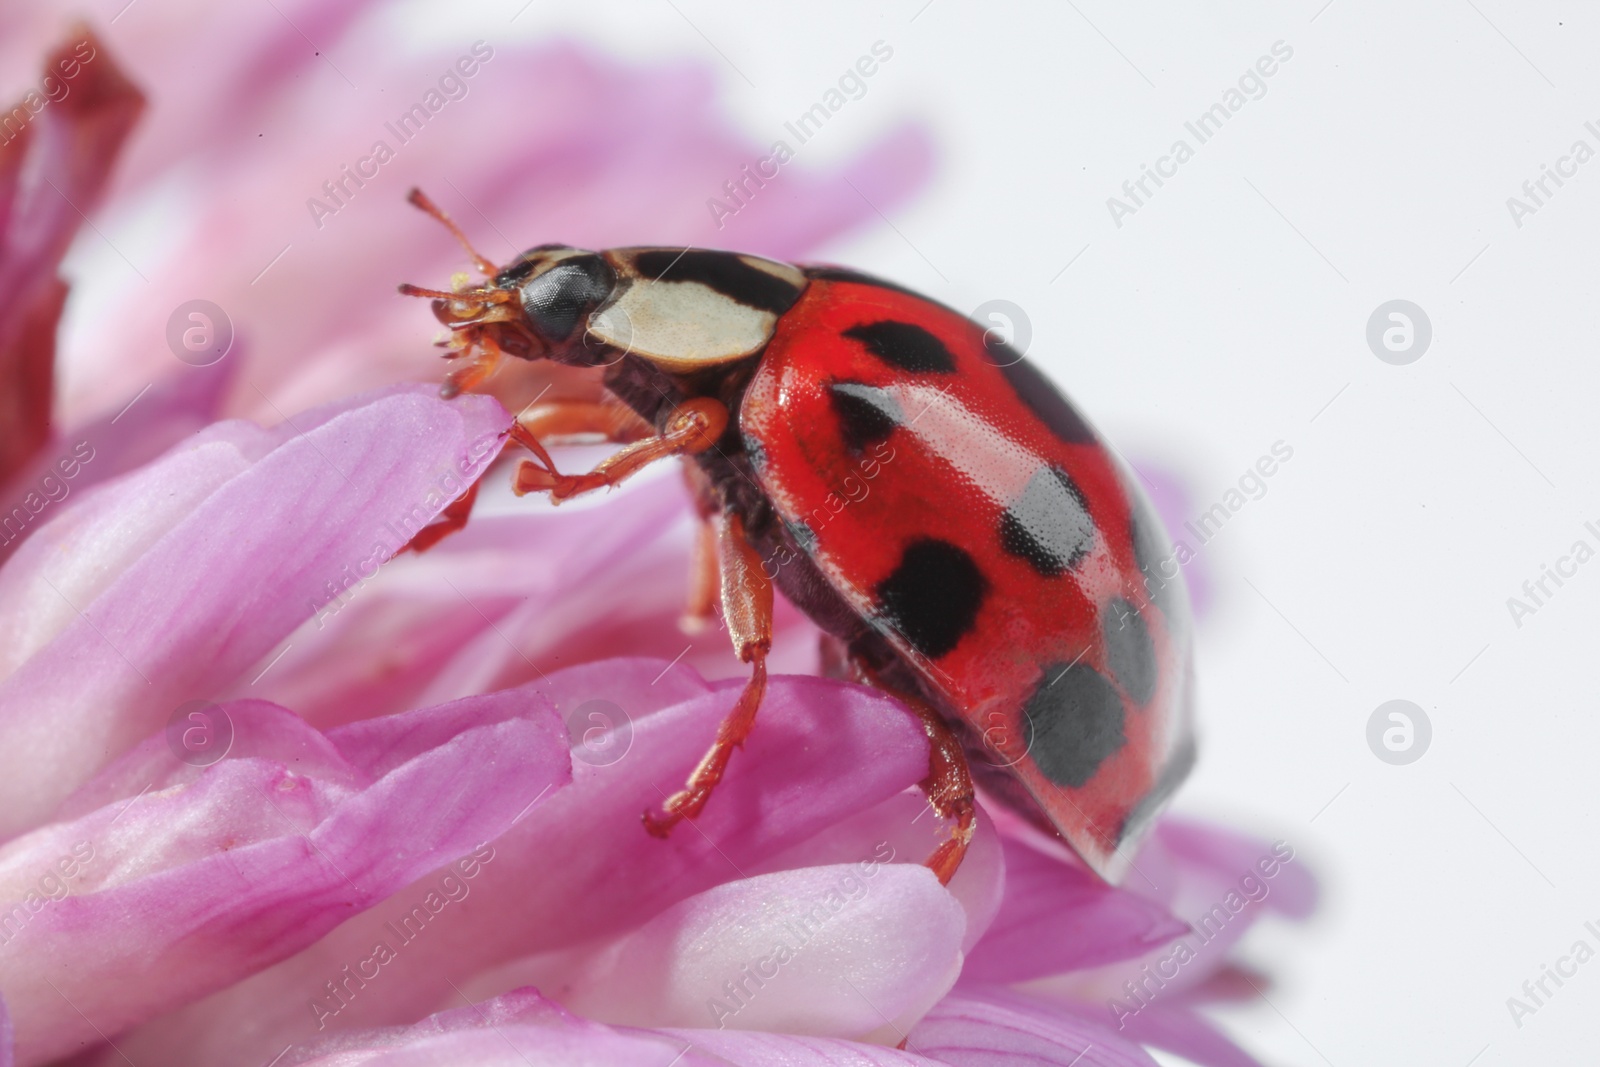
xmin=400 ymin=189 xmax=1193 ymax=884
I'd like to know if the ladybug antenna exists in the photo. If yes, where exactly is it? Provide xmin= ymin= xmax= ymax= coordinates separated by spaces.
xmin=396 ymin=282 xmax=513 ymax=305
xmin=406 ymin=187 xmax=500 ymax=277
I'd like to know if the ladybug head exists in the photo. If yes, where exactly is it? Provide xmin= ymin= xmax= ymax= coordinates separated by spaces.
xmin=398 ymin=189 xmax=615 ymax=398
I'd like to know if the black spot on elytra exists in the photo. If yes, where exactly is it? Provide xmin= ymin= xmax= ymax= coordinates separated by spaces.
xmin=632 ymin=250 xmax=801 ymax=315
xmin=843 ymin=320 xmax=956 ymax=374
xmin=829 ymin=382 xmax=901 ymax=454
xmin=1102 ymin=597 xmax=1156 ymax=705
xmin=999 ymin=358 xmax=1095 ymax=444
xmin=1000 ymin=466 xmax=1095 ymax=577
xmin=874 ymin=539 xmax=986 ymax=660
xmin=1022 ymin=662 xmax=1127 ymax=789
xmin=518 ymin=255 xmax=615 ymax=340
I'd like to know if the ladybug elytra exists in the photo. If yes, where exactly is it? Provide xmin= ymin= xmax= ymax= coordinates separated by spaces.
xmin=400 ymin=189 xmax=1193 ymax=885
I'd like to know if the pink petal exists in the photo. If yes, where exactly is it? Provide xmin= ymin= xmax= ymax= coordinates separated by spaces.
xmin=0 ymin=355 xmax=236 ymax=567
xmin=109 ymin=662 xmax=935 ymax=1065
xmin=911 ymin=989 xmax=1160 ymax=1067
xmin=281 ymin=987 xmax=938 ymax=1067
xmin=662 ymin=1028 xmax=934 ymax=1067
xmin=752 ymin=791 xmax=1005 ymax=955
xmin=1123 ymin=457 xmax=1212 ymax=620
xmin=0 ymin=686 xmax=569 ymax=1065
xmin=0 ymin=384 xmax=510 ymax=835
xmin=1043 ymin=819 xmax=1316 ymax=1010
xmin=492 ymin=863 xmax=964 ymax=1039
xmin=0 ymin=422 xmax=262 ymax=679
xmin=1153 ymin=819 xmax=1316 ymax=920
xmin=236 ymin=472 xmax=684 ymax=724
xmin=281 ymin=988 xmax=723 ymax=1067
xmin=961 ymin=835 xmax=1187 ymax=985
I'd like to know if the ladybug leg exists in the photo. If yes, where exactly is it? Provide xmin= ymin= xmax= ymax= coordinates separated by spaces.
xmin=911 ymin=696 xmax=977 ymax=886
xmin=643 ymin=509 xmax=773 ymax=837
xmin=680 ymin=465 xmax=721 ymax=634
xmin=850 ymin=661 xmax=976 ymax=886
xmin=404 ymin=400 xmax=652 ymax=553
xmin=513 ymin=398 xmax=728 ymax=503
xmin=517 ymin=398 xmax=655 ymax=447
xmin=403 ymin=480 xmax=482 ymax=554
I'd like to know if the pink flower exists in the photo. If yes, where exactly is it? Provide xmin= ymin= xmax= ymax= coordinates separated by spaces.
xmin=0 ymin=15 xmax=1315 ymax=1067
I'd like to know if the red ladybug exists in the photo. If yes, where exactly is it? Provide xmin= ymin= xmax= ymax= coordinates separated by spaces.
xmin=400 ymin=189 xmax=1193 ymax=884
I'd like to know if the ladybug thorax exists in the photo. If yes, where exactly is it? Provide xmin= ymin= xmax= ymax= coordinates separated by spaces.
xmin=585 ymin=248 xmax=807 ymax=371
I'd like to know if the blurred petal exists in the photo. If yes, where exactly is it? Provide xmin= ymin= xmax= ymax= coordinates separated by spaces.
xmin=0 ymin=384 xmax=510 ymax=835
xmin=110 ymin=662 xmax=935 ymax=1065
xmin=1154 ymin=820 xmax=1316 ymax=921
xmin=961 ymin=835 xmax=1186 ymax=985
xmin=0 ymin=28 xmax=143 ymax=484
xmin=1029 ymin=820 xmax=1315 ymax=1012
xmin=911 ymin=989 xmax=1159 ymax=1067
xmin=0 ymin=685 xmax=569 ymax=1065
xmin=61 ymin=41 xmax=935 ymax=422
xmin=1124 ymin=457 xmax=1211 ymax=620
xmin=1110 ymin=1006 xmax=1264 ymax=1067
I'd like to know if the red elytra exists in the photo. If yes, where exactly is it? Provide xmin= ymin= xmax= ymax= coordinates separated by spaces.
xmin=400 ymin=190 xmax=1194 ymax=884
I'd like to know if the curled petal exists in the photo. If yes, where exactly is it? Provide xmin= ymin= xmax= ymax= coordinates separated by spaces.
xmin=0 ymin=687 xmax=569 ymax=1065
xmin=754 ymin=791 xmax=1004 ymax=955
xmin=0 ymin=384 xmax=510 ymax=835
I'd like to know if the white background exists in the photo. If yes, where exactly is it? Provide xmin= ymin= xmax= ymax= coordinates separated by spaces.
xmin=48 ymin=0 xmax=1600 ymax=1062
xmin=425 ymin=2 xmax=1600 ymax=1063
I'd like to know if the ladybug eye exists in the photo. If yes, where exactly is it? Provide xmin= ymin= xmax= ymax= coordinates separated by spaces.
xmin=518 ymin=255 xmax=615 ymax=340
